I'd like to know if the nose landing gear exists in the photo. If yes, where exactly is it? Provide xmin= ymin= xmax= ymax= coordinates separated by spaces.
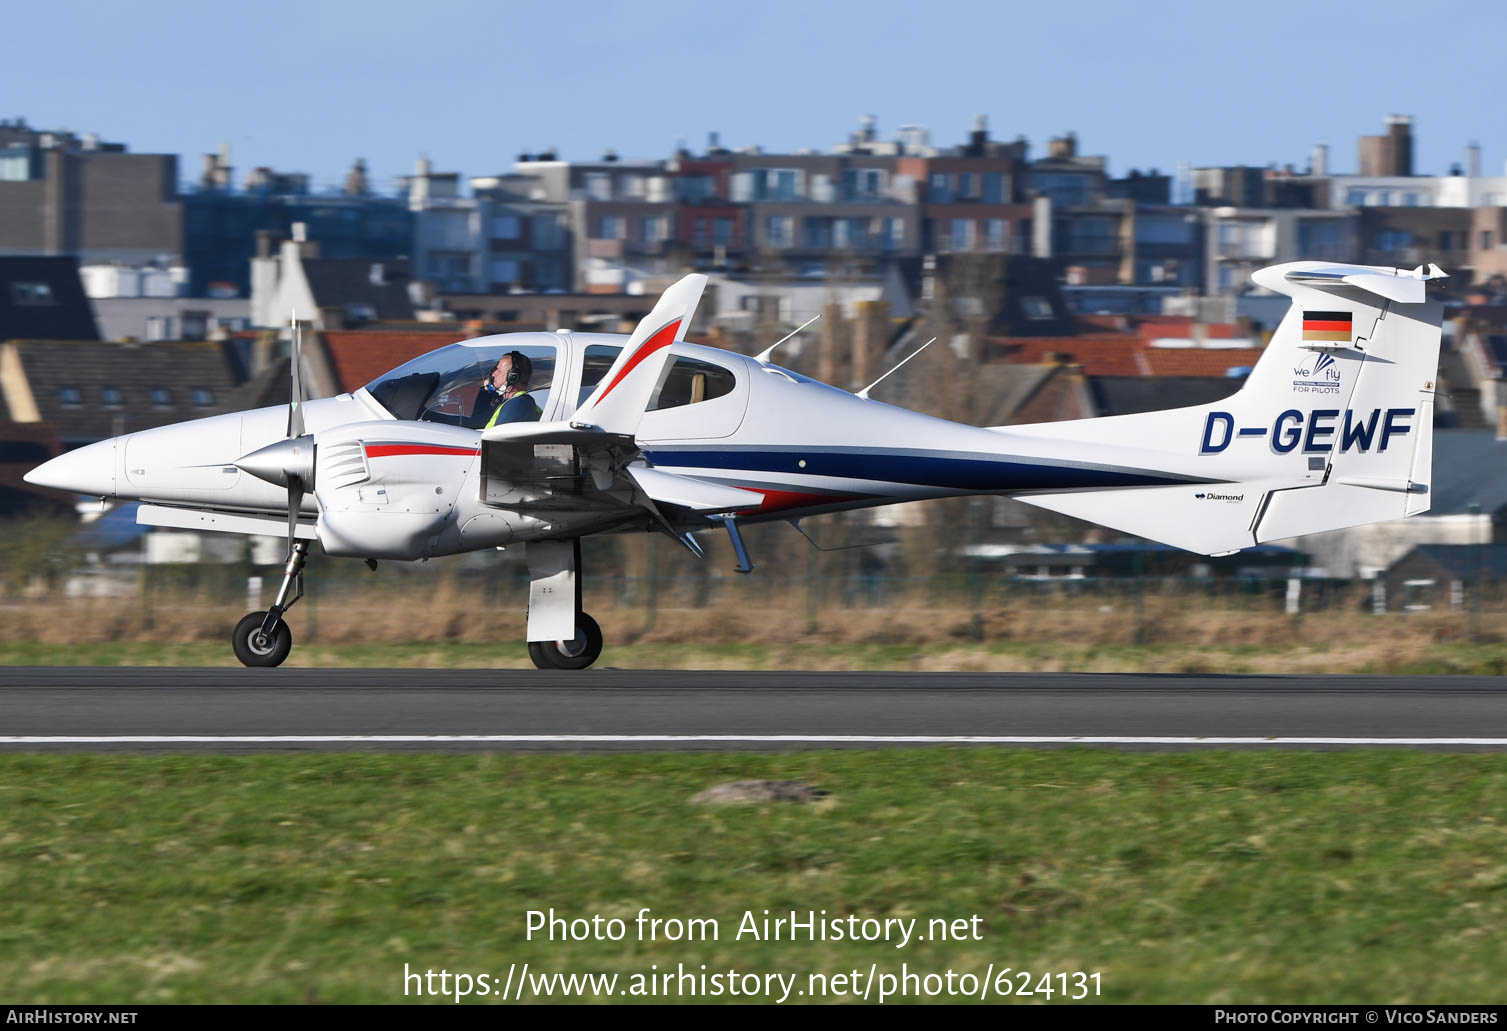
xmin=232 ymin=540 xmax=308 ymax=668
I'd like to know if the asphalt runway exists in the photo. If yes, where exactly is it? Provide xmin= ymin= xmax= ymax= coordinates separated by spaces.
xmin=2 ymin=668 xmax=1507 ymax=752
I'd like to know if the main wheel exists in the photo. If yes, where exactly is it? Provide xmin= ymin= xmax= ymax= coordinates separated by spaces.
xmin=527 ymin=612 xmax=603 ymax=670
xmin=232 ymin=610 xmax=293 ymax=668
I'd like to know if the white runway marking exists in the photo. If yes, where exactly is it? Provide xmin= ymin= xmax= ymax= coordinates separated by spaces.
xmin=4 ymin=735 xmax=1507 ymax=746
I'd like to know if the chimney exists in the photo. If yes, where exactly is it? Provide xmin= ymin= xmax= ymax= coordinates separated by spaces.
xmin=344 ymin=158 xmax=369 ymax=196
xmin=1386 ymin=114 xmax=1413 ymax=176
xmin=861 ymin=114 xmax=877 ymax=143
xmin=369 ymin=262 xmax=385 ymax=286
xmin=1468 ymin=142 xmax=1481 ymax=179
xmin=213 ymin=143 xmax=232 ymax=190
xmin=1311 ymin=143 xmax=1329 ymax=176
xmin=707 ymin=130 xmax=720 ymax=152
xmin=968 ymin=113 xmax=988 ymax=156
xmin=292 ymin=221 xmax=307 ymax=243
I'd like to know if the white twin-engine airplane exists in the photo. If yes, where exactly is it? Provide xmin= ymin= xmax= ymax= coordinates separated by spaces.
xmin=26 ymin=259 xmax=1446 ymax=668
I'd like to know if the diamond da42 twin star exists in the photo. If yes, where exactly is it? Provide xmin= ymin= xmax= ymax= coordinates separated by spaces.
xmin=25 ymin=259 xmax=1446 ymax=668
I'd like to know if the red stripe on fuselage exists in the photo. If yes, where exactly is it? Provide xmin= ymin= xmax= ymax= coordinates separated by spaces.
xmin=1301 ymin=319 xmax=1351 ymax=332
xmin=735 ymin=487 xmax=862 ymax=514
xmin=364 ymin=444 xmax=480 ymax=459
xmin=591 ymin=318 xmax=682 ymax=404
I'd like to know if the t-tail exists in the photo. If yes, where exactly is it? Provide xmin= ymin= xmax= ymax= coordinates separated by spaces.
xmin=1007 ymin=260 xmax=1446 ymax=555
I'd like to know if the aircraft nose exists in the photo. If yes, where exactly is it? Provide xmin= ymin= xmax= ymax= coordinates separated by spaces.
xmin=24 ymin=438 xmax=118 ymax=497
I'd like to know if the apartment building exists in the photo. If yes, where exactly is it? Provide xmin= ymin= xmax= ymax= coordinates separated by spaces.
xmin=406 ymin=159 xmax=570 ymax=294
xmin=0 ymin=120 xmax=182 ymax=266
xmin=1202 ymin=207 xmax=1357 ymax=294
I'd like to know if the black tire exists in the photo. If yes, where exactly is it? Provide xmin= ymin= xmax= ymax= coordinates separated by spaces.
xmin=232 ymin=610 xmax=293 ymax=668
xmin=527 ymin=612 xmax=603 ymax=670
xmin=527 ymin=641 xmax=558 ymax=670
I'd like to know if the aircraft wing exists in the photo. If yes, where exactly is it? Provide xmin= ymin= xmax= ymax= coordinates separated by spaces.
xmin=571 ymin=273 xmax=707 ymax=437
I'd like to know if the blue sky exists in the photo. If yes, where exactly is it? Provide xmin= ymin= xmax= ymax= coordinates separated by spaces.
xmin=10 ymin=0 xmax=1503 ymax=191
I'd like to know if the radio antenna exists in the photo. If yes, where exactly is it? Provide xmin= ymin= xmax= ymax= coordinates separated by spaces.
xmin=855 ymin=337 xmax=936 ymax=400
xmin=755 ymin=313 xmax=821 ymax=363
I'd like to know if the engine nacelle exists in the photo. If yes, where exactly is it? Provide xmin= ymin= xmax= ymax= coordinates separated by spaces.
xmin=316 ymin=507 xmax=449 ymax=560
xmin=312 ymin=420 xmax=478 ymax=560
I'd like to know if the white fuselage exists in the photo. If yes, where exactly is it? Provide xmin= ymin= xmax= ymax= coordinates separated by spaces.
xmin=27 ymin=331 xmax=1222 ymax=560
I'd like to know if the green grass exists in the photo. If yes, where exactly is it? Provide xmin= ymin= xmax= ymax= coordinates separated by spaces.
xmin=3 ymin=638 xmax=1507 ymax=674
xmin=2 ymin=749 xmax=1507 ymax=1003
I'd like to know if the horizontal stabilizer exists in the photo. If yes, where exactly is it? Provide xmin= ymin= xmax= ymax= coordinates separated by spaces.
xmin=627 ymin=465 xmax=763 ymax=513
xmin=1281 ymin=262 xmax=1447 ymax=305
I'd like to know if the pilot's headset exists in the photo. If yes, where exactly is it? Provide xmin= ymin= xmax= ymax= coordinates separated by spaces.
xmin=503 ymin=350 xmax=531 ymax=388
xmin=488 ymin=350 xmax=532 ymax=394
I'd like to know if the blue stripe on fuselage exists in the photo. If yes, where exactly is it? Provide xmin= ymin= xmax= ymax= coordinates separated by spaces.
xmin=643 ymin=448 xmax=1203 ymax=491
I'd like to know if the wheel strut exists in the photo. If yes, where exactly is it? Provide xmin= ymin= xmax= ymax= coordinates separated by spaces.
xmin=261 ymin=540 xmax=309 ymax=637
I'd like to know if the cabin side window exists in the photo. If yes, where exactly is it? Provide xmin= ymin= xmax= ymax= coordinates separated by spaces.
xmin=647 ymin=356 xmax=736 ymax=412
xmin=577 ymin=344 xmax=623 ymax=406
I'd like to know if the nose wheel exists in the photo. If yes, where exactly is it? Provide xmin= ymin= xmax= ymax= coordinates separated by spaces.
xmin=232 ymin=540 xmax=308 ymax=668
xmin=232 ymin=611 xmax=293 ymax=667
xmin=528 ymin=612 xmax=603 ymax=670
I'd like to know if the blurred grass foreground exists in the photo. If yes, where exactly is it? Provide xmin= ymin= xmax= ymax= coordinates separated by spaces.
xmin=3 ymin=749 xmax=1506 ymax=1003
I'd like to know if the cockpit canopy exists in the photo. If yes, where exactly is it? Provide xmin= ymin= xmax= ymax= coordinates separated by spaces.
xmin=365 ymin=341 xmax=559 ymax=425
xmin=362 ymin=334 xmax=747 ymax=428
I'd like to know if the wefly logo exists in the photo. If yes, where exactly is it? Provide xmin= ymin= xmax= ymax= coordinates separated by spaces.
xmin=1293 ymin=351 xmax=1343 ymax=394
xmin=1295 ymin=353 xmax=1337 ymax=378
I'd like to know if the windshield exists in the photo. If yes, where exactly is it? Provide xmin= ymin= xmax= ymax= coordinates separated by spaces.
xmin=364 ymin=341 xmax=557 ymax=425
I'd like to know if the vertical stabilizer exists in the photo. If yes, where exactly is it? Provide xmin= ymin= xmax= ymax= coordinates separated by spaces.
xmin=1010 ymin=261 xmax=1443 ymax=554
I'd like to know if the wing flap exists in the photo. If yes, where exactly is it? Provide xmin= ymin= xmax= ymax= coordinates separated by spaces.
xmin=627 ymin=465 xmax=762 ymax=513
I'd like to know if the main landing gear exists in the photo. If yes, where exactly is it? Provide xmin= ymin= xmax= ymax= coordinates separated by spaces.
xmin=526 ymin=538 xmax=603 ymax=670
xmin=232 ymin=540 xmax=308 ymax=668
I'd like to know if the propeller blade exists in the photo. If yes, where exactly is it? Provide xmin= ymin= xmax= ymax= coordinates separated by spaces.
xmin=286 ymin=475 xmax=304 ymax=560
xmin=288 ymin=313 xmax=306 ymax=439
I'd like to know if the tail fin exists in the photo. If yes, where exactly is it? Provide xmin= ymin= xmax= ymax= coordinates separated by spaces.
xmin=1011 ymin=261 xmax=1444 ymax=555
xmin=572 ymin=273 xmax=707 ymax=437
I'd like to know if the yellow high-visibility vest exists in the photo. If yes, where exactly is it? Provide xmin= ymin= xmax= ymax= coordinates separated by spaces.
xmin=484 ymin=389 xmax=537 ymax=429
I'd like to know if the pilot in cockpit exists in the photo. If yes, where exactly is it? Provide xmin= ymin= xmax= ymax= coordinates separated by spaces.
xmin=473 ymin=350 xmax=542 ymax=429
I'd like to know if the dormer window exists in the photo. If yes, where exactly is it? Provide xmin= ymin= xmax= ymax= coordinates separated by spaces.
xmin=100 ymin=387 xmax=123 ymax=407
xmin=150 ymin=388 xmax=172 ymax=407
xmin=58 ymin=386 xmax=81 ymax=405
xmin=191 ymin=388 xmax=214 ymax=407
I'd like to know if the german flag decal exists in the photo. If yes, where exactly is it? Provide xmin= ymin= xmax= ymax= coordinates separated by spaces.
xmin=1302 ymin=310 xmax=1352 ymax=342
